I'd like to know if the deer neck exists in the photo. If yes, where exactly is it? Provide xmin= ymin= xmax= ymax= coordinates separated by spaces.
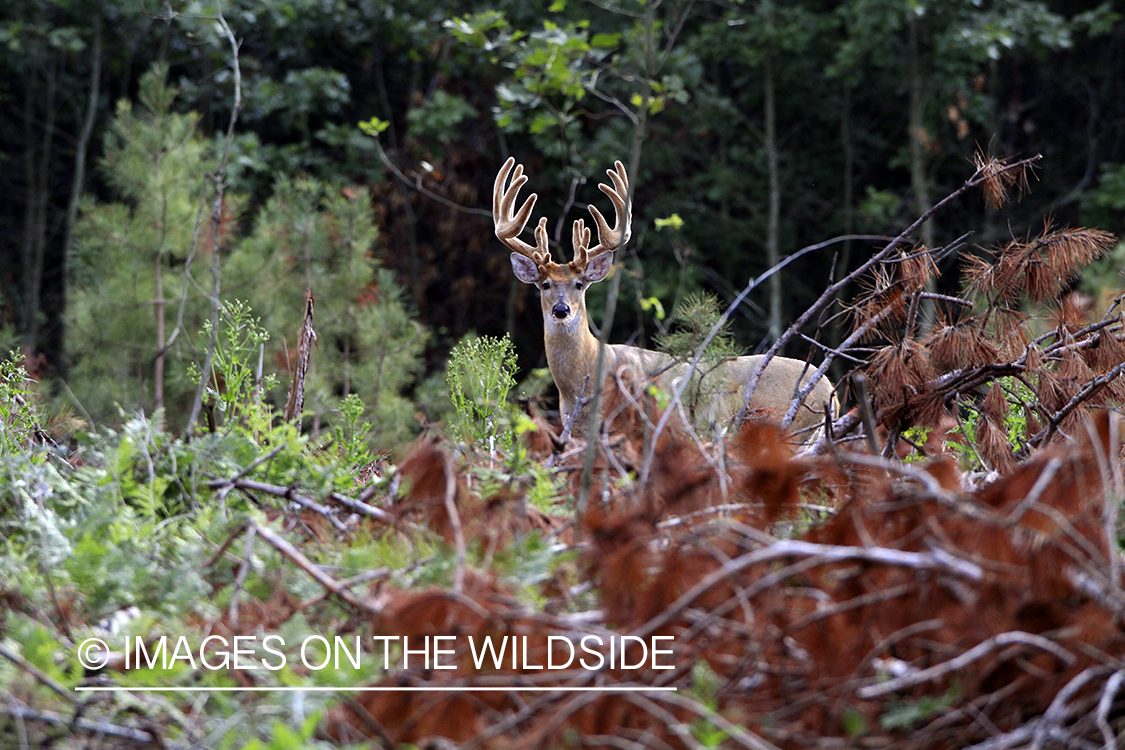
xmin=544 ymin=316 xmax=605 ymax=407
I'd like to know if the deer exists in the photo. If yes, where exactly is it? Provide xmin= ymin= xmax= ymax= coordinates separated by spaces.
xmin=493 ymin=156 xmax=836 ymax=442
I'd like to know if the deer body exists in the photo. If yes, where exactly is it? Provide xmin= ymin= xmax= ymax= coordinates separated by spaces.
xmin=495 ymin=158 xmax=835 ymax=440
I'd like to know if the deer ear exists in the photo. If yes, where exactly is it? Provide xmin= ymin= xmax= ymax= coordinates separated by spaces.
xmin=582 ymin=252 xmax=614 ymax=283
xmin=510 ymin=253 xmax=541 ymax=284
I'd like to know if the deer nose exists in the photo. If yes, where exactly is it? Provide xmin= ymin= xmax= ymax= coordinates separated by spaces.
xmin=552 ymin=303 xmax=570 ymax=319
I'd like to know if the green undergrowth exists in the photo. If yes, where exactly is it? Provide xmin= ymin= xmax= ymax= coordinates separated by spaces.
xmin=0 ymin=327 xmax=574 ymax=748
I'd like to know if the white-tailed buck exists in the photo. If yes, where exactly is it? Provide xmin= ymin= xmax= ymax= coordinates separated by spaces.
xmin=493 ymin=157 xmax=835 ymax=440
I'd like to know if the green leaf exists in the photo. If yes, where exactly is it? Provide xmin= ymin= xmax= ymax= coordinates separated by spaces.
xmin=529 ymin=113 xmax=557 ymax=134
xmin=590 ymin=32 xmax=622 ymax=48
xmin=358 ymin=116 xmax=389 ymax=136
xmin=654 ymin=213 xmax=685 ymax=231
xmin=841 ymin=708 xmax=869 ymax=737
xmin=640 ymin=296 xmax=666 ymax=320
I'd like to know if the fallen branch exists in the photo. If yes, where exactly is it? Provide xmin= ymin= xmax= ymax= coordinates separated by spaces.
xmin=632 ymin=539 xmax=984 ymax=641
xmin=0 ymin=643 xmax=72 ymax=700
xmin=206 ymin=475 xmax=393 ymax=527
xmin=856 ymin=630 xmax=1075 ymax=699
xmin=250 ymin=520 xmax=379 ymax=614
xmin=0 ymin=703 xmax=183 ymax=748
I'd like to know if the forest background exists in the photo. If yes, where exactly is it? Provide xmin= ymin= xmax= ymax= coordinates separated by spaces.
xmin=2 ymin=0 xmax=1124 ymax=442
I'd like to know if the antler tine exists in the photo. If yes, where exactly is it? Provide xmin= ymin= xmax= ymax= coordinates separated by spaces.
xmin=493 ymin=156 xmax=551 ymax=265
xmin=583 ymin=160 xmax=632 ymax=262
xmin=569 ymin=218 xmax=592 ymax=270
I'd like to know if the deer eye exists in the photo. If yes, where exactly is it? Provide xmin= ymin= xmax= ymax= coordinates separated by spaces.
xmin=574 ymin=281 xmax=584 ymax=291
xmin=540 ymin=281 xmax=551 ymax=291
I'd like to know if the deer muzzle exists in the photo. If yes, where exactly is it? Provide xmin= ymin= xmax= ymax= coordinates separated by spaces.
xmin=552 ymin=302 xmax=571 ymax=319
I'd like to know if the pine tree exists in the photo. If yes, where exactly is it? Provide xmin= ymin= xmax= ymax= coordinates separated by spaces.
xmin=66 ymin=63 xmax=216 ymax=423
xmin=226 ymin=177 xmax=428 ymax=447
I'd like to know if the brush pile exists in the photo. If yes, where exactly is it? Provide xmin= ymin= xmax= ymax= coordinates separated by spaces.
xmin=317 ymin=385 xmax=1125 ymax=749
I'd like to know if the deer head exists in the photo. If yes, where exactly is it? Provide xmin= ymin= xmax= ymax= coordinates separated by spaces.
xmin=493 ymin=157 xmax=631 ymax=335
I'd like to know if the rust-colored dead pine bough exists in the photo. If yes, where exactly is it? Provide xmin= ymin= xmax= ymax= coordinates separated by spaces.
xmin=321 ymin=401 xmax=1125 ymax=750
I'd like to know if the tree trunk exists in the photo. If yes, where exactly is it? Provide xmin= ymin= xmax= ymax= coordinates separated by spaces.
xmin=22 ymin=58 xmax=59 ymax=354
xmin=154 ymin=252 xmax=165 ymax=412
xmin=830 ymin=82 xmax=856 ymax=358
xmin=908 ymin=14 xmax=936 ymax=330
xmin=764 ymin=18 xmax=781 ymax=341
xmin=62 ymin=16 xmax=102 ymax=377
xmin=908 ymin=16 xmax=934 ymax=249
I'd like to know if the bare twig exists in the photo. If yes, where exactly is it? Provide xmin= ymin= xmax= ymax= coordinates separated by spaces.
xmin=0 ymin=704 xmax=185 ymax=748
xmin=640 ymin=233 xmax=891 ymax=485
xmin=1028 ymin=358 xmax=1125 ymax=448
xmin=853 ymin=373 xmax=880 ymax=455
xmin=1095 ymin=670 xmax=1125 ymax=749
xmin=202 ymin=520 xmax=249 ymax=569
xmin=208 ymin=476 xmax=349 ymax=533
xmin=205 ymin=475 xmax=394 ymax=526
xmin=856 ymin=630 xmax=1075 ymax=699
xmin=442 ymin=451 xmax=467 ymax=594
xmin=631 ymin=539 xmax=983 ymax=641
xmin=780 ymin=303 xmax=895 ymax=429
xmin=226 ymin=524 xmax=256 ymax=628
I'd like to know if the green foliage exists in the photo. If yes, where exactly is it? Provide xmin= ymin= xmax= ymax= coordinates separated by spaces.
xmin=445 ymin=8 xmax=640 ymax=158
xmin=6 ymin=3 xmax=1125 ymax=742
xmin=900 ymin=425 xmax=934 ymax=464
xmin=227 ymin=176 xmax=428 ymax=448
xmin=687 ymin=660 xmax=729 ymax=746
xmin=66 ymin=63 xmax=216 ymax=423
xmin=948 ymin=405 xmax=983 ymax=470
xmin=654 ymin=213 xmax=685 ymax=232
xmin=189 ymin=300 xmax=277 ymax=433
xmin=0 ymin=305 xmax=436 ymax=747
xmin=879 ymin=684 xmax=961 ymax=731
xmin=657 ymin=291 xmax=745 ymax=364
xmin=357 ymin=116 xmax=390 ymax=137
xmin=858 ymin=185 xmax=908 ymax=230
xmin=331 ymin=392 xmax=374 ymax=470
xmin=840 ymin=707 xmax=870 ymax=737
xmin=406 ymin=89 xmax=479 ymax=146
xmin=240 ymin=714 xmax=325 ymax=750
xmin=447 ymin=333 xmax=519 ymax=450
xmin=522 ymin=456 xmax=566 ymax=513
xmin=946 ymin=377 xmax=1034 ymax=472
xmin=0 ymin=350 xmax=43 ymax=466
xmin=67 ymin=63 xmax=428 ymax=448
xmin=1082 ymin=162 xmax=1125 ymax=236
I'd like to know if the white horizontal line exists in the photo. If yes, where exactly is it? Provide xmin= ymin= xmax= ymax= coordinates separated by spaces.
xmin=75 ymin=686 xmax=677 ymax=693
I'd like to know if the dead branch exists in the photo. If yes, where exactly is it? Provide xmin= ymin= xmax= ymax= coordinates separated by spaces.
xmin=205 ymin=475 xmax=393 ymax=527
xmin=0 ymin=703 xmax=184 ymax=749
xmin=632 ymin=539 xmax=984 ymax=641
xmin=856 ymin=631 xmax=1076 ymax=699
xmin=284 ymin=288 xmax=316 ymax=422
xmin=742 ymin=155 xmax=1040 ymax=422
xmin=249 ymin=520 xmax=378 ymax=613
xmin=0 ymin=643 xmax=72 ymax=700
